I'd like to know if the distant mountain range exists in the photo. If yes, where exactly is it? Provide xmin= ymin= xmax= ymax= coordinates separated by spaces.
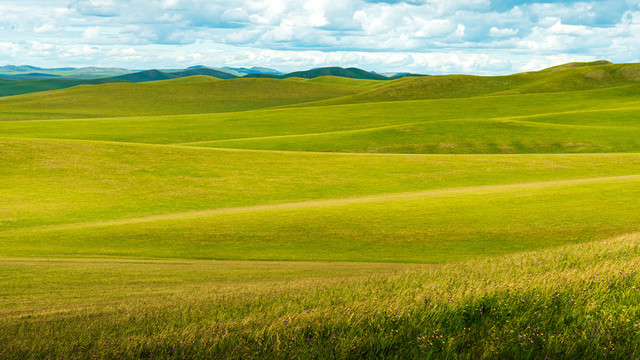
xmin=243 ymin=67 xmax=388 ymax=80
xmin=0 ymin=65 xmax=77 ymax=72
xmin=0 ymin=65 xmax=132 ymax=80
xmin=0 ymin=65 xmax=283 ymax=80
xmin=179 ymin=66 xmax=283 ymax=77
xmin=0 ymin=64 xmax=424 ymax=81
xmin=108 ymin=68 xmax=238 ymax=82
xmin=0 ymin=65 xmax=427 ymax=96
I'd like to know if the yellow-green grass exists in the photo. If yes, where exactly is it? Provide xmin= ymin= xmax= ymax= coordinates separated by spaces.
xmin=3 ymin=137 xmax=640 ymax=233
xmin=0 ymin=77 xmax=365 ymax=120
xmin=4 ymin=61 xmax=640 ymax=359
xmin=1 ymin=62 xmax=639 ymax=123
xmin=2 ymin=156 xmax=639 ymax=262
xmin=2 ymin=84 xmax=640 ymax=148
xmin=539 ymin=59 xmax=614 ymax=71
xmin=297 ymin=62 xmax=640 ymax=106
xmin=0 ymin=258 xmax=409 ymax=321
xmin=186 ymin=108 xmax=640 ymax=153
xmin=2 ymin=233 xmax=639 ymax=358
xmin=305 ymin=76 xmax=391 ymax=88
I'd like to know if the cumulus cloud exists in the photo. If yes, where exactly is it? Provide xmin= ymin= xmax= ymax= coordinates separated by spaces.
xmin=0 ymin=0 xmax=637 ymax=75
xmin=489 ymin=26 xmax=519 ymax=37
xmin=69 ymin=0 xmax=120 ymax=17
xmin=82 ymin=26 xmax=100 ymax=40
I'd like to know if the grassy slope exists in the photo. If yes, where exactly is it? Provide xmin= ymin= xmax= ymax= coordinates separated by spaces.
xmin=3 ymin=137 xmax=640 ymax=232
xmin=2 ymin=138 xmax=640 ymax=262
xmin=1 ymin=84 xmax=639 ymax=148
xmin=2 ymin=233 xmax=639 ymax=358
xmin=3 ymin=174 xmax=639 ymax=262
xmin=187 ymin=107 xmax=640 ymax=153
xmin=296 ymin=62 xmax=640 ymax=106
xmin=305 ymin=76 xmax=389 ymax=88
xmin=0 ymin=62 xmax=638 ymax=122
xmin=0 ymin=77 xmax=365 ymax=120
xmin=0 ymin=78 xmax=82 ymax=97
xmin=3 ymin=62 xmax=640 ymax=358
xmin=0 ymin=258 xmax=409 ymax=320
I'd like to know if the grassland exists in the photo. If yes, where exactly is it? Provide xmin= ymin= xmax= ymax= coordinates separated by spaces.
xmin=1 ymin=61 xmax=640 ymax=359
xmin=3 ymin=234 xmax=640 ymax=359
xmin=0 ymin=77 xmax=363 ymax=119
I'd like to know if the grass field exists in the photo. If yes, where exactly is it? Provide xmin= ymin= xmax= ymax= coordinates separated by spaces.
xmin=1 ymin=61 xmax=640 ymax=358
xmin=0 ymin=77 xmax=364 ymax=119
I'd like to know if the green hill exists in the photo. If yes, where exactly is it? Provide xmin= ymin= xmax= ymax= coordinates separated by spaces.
xmin=298 ymin=62 xmax=640 ymax=106
xmin=0 ymin=67 xmax=235 ymax=96
xmin=3 ymin=61 xmax=640 ymax=359
xmin=305 ymin=76 xmax=387 ymax=88
xmin=0 ymin=76 xmax=133 ymax=97
xmin=539 ymin=59 xmax=613 ymax=72
xmin=0 ymin=72 xmax=63 ymax=80
xmin=3 ymin=81 xmax=638 ymax=154
xmin=0 ymin=77 xmax=366 ymax=119
xmin=0 ymin=78 xmax=84 ymax=97
xmin=171 ymin=68 xmax=237 ymax=79
xmin=3 ymin=61 xmax=636 ymax=101
xmin=244 ymin=66 xmax=390 ymax=80
xmin=0 ymin=66 xmax=389 ymax=97
xmin=4 ymin=230 xmax=639 ymax=358
xmin=188 ymin=108 xmax=640 ymax=154
xmin=108 ymin=68 xmax=238 ymax=82
xmin=3 ymin=61 xmax=640 ymax=123
xmin=284 ymin=67 xmax=389 ymax=80
xmin=107 ymin=69 xmax=176 ymax=82
xmin=2 ymin=137 xmax=639 ymax=261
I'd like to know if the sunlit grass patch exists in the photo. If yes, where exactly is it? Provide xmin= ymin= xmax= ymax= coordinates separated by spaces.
xmin=2 ymin=233 xmax=639 ymax=359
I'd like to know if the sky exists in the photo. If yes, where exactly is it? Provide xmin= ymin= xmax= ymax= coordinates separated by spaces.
xmin=0 ymin=0 xmax=639 ymax=75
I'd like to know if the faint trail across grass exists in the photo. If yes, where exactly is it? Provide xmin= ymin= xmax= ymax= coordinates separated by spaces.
xmin=9 ymin=173 xmax=640 ymax=235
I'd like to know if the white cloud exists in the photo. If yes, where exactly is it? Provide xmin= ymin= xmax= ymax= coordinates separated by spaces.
xmin=69 ymin=0 xmax=120 ymax=17
xmin=221 ymin=8 xmax=251 ymax=24
xmin=453 ymin=23 xmax=465 ymax=38
xmin=426 ymin=0 xmax=491 ymax=16
xmin=0 ymin=0 xmax=637 ymax=75
xmin=547 ymin=21 xmax=592 ymax=36
xmin=304 ymin=1 xmax=329 ymax=27
xmin=82 ymin=26 xmax=100 ymax=40
xmin=412 ymin=19 xmax=455 ymax=37
xmin=34 ymin=23 xmax=59 ymax=33
xmin=489 ymin=27 xmax=518 ymax=37
xmin=161 ymin=0 xmax=180 ymax=10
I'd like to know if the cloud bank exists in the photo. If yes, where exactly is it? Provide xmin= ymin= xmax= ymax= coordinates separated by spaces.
xmin=0 ymin=0 xmax=639 ymax=74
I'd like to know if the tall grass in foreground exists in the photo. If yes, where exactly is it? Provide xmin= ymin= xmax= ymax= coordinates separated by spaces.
xmin=2 ymin=233 xmax=639 ymax=359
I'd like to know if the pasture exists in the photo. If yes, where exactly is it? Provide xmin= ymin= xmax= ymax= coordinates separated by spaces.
xmin=1 ymin=61 xmax=639 ymax=358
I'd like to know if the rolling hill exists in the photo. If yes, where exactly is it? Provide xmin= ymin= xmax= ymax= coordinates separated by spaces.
xmin=2 ymin=60 xmax=640 ymax=359
xmin=0 ymin=67 xmax=238 ymax=96
xmin=244 ymin=66 xmax=392 ymax=80
xmin=2 ymin=72 xmax=639 ymax=153
xmin=0 ymin=76 xmax=367 ymax=119
xmin=297 ymin=61 xmax=640 ymax=106
xmin=107 ymin=68 xmax=239 ymax=82
xmin=0 ymin=72 xmax=63 ymax=80
xmin=4 ymin=61 xmax=636 ymax=100
xmin=2 ymin=61 xmax=639 ymax=120
xmin=284 ymin=67 xmax=390 ymax=80
xmin=0 ymin=65 xmax=392 ymax=96
xmin=106 ymin=69 xmax=176 ymax=82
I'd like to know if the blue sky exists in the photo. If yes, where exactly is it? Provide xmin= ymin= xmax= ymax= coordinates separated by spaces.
xmin=0 ymin=0 xmax=639 ymax=74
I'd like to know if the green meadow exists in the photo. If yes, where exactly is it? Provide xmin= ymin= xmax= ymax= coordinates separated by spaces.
xmin=1 ymin=61 xmax=640 ymax=358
